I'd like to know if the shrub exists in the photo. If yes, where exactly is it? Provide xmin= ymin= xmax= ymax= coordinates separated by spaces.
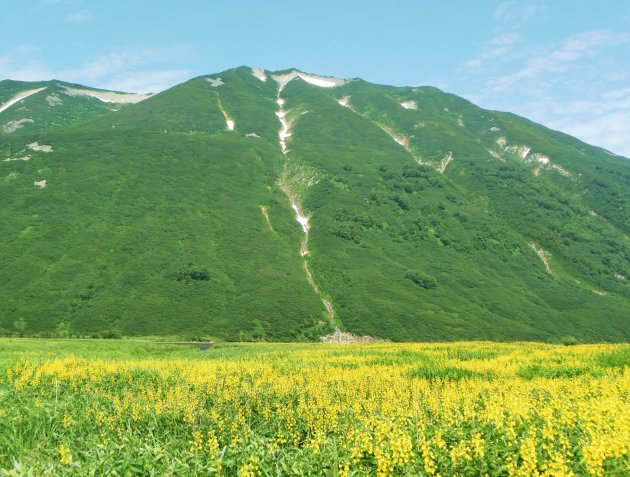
xmin=394 ymin=195 xmax=410 ymax=210
xmin=405 ymin=271 xmax=438 ymax=289
xmin=176 ymin=264 xmax=210 ymax=282
xmin=560 ymin=336 xmax=579 ymax=346
xmin=102 ymin=329 xmax=123 ymax=339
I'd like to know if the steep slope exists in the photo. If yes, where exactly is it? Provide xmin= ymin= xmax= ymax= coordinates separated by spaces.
xmin=0 ymin=66 xmax=628 ymax=341
xmin=273 ymin=76 xmax=630 ymax=340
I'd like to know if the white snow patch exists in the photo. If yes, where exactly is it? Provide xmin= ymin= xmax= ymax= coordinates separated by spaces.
xmin=206 ymin=77 xmax=224 ymax=87
xmin=379 ymin=124 xmax=409 ymax=148
xmin=272 ymin=71 xmax=300 ymax=92
xmin=278 ymin=163 xmax=334 ymax=321
xmin=251 ymin=68 xmax=267 ymax=82
xmin=414 ymin=158 xmax=434 ymax=167
xmin=3 ymin=118 xmax=34 ymax=133
xmin=246 ymin=132 xmax=260 ymax=138
xmin=271 ymin=70 xmax=344 ymax=91
xmin=3 ymin=155 xmax=30 ymax=162
xmin=392 ymin=134 xmax=408 ymax=147
xmin=519 ymin=146 xmax=531 ymax=160
xmin=438 ymin=151 xmax=454 ymax=174
xmin=489 ymin=126 xmax=501 ymax=132
xmin=377 ymin=123 xmax=446 ymax=172
xmin=551 ymin=163 xmax=572 ymax=177
xmin=278 ymin=179 xmax=311 ymax=254
xmin=497 ymin=138 xmax=572 ymax=178
xmin=486 ymin=148 xmax=505 ymax=161
xmin=379 ymin=122 xmax=448 ymax=175
xmin=46 ymin=94 xmax=63 ymax=107
xmin=292 ymin=203 xmax=310 ymax=234
xmin=62 ymin=87 xmax=151 ymax=104
xmin=529 ymin=242 xmax=553 ymax=274
xmin=337 ymin=96 xmax=351 ymax=107
xmin=27 ymin=142 xmax=53 ymax=153
xmin=275 ymin=110 xmax=292 ymax=154
xmin=34 ymin=179 xmax=46 ymax=188
xmin=534 ymin=154 xmax=550 ymax=166
xmin=217 ymin=99 xmax=235 ymax=131
xmin=457 ymin=118 xmax=464 ymax=127
xmin=0 ymin=87 xmax=47 ymax=114
xmin=299 ymin=72 xmax=345 ymax=88
xmin=400 ymin=100 xmax=418 ymax=110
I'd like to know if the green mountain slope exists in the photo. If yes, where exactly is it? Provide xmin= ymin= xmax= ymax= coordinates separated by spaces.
xmin=1 ymin=66 xmax=628 ymax=341
xmin=0 ymin=79 xmax=149 ymax=135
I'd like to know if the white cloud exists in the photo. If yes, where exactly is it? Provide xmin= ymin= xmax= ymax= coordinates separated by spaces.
xmin=0 ymin=46 xmax=194 ymax=93
xmin=455 ymin=25 xmax=630 ymax=156
xmin=494 ymin=1 xmax=542 ymax=23
xmin=492 ymin=30 xmax=630 ymax=93
xmin=0 ymin=53 xmax=55 ymax=81
xmin=461 ymin=34 xmax=521 ymax=71
xmin=548 ymin=110 xmax=630 ymax=157
xmin=518 ymin=85 xmax=630 ymax=157
xmin=491 ymin=33 xmax=521 ymax=46
xmin=102 ymin=70 xmax=192 ymax=94
xmin=66 ymin=10 xmax=92 ymax=23
xmin=561 ymin=30 xmax=628 ymax=52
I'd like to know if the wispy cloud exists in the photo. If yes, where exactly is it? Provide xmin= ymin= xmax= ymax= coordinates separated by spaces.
xmin=493 ymin=1 xmax=543 ymax=23
xmin=517 ymin=85 xmax=630 ymax=157
xmin=455 ymin=25 xmax=630 ymax=156
xmin=462 ymin=33 xmax=521 ymax=70
xmin=492 ymin=30 xmax=629 ymax=93
xmin=66 ymin=9 xmax=92 ymax=23
xmin=548 ymin=110 xmax=630 ymax=158
xmin=102 ymin=70 xmax=192 ymax=94
xmin=0 ymin=46 xmax=195 ymax=93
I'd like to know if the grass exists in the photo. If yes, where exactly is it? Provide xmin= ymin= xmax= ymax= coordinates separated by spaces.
xmin=0 ymin=339 xmax=628 ymax=476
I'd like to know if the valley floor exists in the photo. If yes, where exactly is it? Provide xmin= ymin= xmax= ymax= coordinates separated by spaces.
xmin=0 ymin=339 xmax=628 ymax=475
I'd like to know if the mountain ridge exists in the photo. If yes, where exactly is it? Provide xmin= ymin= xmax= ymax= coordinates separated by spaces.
xmin=1 ymin=66 xmax=628 ymax=341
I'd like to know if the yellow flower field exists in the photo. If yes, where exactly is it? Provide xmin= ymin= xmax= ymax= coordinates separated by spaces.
xmin=0 ymin=340 xmax=628 ymax=476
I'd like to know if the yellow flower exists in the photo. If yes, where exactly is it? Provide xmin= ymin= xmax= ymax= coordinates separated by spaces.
xmin=63 ymin=414 xmax=73 ymax=428
xmin=59 ymin=444 xmax=72 ymax=465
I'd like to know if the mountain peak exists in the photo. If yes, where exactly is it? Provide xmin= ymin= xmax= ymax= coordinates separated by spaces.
xmin=0 ymin=71 xmax=628 ymax=341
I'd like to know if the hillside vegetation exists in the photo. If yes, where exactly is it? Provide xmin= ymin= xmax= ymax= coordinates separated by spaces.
xmin=1 ymin=66 xmax=629 ymax=341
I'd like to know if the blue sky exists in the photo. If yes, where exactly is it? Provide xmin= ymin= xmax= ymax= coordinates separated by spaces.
xmin=1 ymin=0 xmax=629 ymax=155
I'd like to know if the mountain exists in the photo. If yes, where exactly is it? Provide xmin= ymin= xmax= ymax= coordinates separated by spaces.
xmin=0 ymin=79 xmax=150 ymax=134
xmin=1 ymin=66 xmax=628 ymax=341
